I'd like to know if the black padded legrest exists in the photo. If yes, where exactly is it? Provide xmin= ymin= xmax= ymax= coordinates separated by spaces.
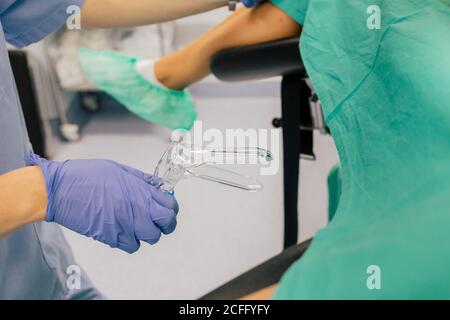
xmin=211 ymin=37 xmax=305 ymax=82
xmin=200 ymin=239 xmax=312 ymax=300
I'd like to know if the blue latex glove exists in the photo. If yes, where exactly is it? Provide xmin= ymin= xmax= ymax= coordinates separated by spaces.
xmin=26 ymin=153 xmax=179 ymax=254
xmin=241 ymin=0 xmax=264 ymax=8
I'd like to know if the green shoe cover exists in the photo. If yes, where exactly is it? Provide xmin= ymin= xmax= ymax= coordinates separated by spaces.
xmin=78 ymin=48 xmax=197 ymax=130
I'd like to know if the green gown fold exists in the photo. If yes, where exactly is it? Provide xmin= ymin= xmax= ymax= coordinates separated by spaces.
xmin=271 ymin=0 xmax=450 ymax=299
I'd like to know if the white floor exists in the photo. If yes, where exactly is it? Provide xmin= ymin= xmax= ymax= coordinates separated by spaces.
xmin=53 ymin=80 xmax=339 ymax=299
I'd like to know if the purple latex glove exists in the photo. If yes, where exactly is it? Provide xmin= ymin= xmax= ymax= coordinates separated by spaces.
xmin=26 ymin=153 xmax=178 ymax=254
xmin=241 ymin=0 xmax=264 ymax=8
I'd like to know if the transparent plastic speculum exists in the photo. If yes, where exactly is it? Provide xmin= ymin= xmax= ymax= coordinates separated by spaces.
xmin=154 ymin=136 xmax=273 ymax=193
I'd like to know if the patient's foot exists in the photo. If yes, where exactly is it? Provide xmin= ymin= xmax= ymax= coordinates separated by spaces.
xmin=135 ymin=59 xmax=168 ymax=89
xmin=135 ymin=56 xmax=190 ymax=91
xmin=152 ymin=55 xmax=191 ymax=90
xmin=152 ymin=48 xmax=209 ymax=91
xmin=135 ymin=54 xmax=193 ymax=91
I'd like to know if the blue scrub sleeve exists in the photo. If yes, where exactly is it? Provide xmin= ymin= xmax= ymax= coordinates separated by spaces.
xmin=270 ymin=0 xmax=309 ymax=26
xmin=0 ymin=0 xmax=84 ymax=48
xmin=0 ymin=0 xmax=16 ymax=15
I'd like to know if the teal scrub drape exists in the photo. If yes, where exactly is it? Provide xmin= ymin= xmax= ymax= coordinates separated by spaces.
xmin=272 ymin=0 xmax=450 ymax=299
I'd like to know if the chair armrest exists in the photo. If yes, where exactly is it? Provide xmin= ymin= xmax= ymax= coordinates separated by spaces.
xmin=211 ymin=37 xmax=305 ymax=82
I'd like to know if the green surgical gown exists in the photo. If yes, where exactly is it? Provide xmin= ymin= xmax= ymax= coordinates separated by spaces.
xmin=271 ymin=0 xmax=450 ymax=299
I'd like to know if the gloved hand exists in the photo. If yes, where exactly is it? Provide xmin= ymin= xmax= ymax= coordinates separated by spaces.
xmin=241 ymin=0 xmax=265 ymax=8
xmin=26 ymin=153 xmax=178 ymax=254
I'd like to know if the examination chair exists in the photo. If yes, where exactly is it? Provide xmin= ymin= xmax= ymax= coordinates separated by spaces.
xmin=202 ymin=38 xmax=328 ymax=299
xmin=211 ymin=37 xmax=327 ymax=249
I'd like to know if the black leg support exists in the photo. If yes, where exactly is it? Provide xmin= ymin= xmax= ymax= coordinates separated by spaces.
xmin=281 ymin=75 xmax=313 ymax=249
xmin=200 ymin=239 xmax=312 ymax=300
xmin=281 ymin=75 xmax=302 ymax=249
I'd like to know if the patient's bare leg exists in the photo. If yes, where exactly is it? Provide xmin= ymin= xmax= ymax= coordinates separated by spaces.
xmin=155 ymin=2 xmax=301 ymax=90
xmin=241 ymin=285 xmax=277 ymax=300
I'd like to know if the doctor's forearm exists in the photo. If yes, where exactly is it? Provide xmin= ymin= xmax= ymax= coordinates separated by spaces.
xmin=81 ymin=0 xmax=228 ymax=28
xmin=0 ymin=167 xmax=47 ymax=237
